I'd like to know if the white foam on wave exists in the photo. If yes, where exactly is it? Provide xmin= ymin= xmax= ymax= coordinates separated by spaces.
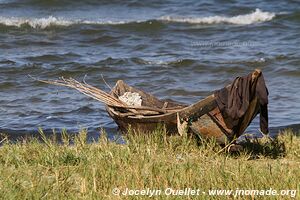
xmin=161 ymin=9 xmax=275 ymax=25
xmin=0 ymin=16 xmax=74 ymax=28
xmin=0 ymin=16 xmax=129 ymax=29
xmin=0 ymin=9 xmax=275 ymax=29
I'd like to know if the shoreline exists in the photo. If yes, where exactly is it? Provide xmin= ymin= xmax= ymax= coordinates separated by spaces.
xmin=1 ymin=124 xmax=299 ymax=144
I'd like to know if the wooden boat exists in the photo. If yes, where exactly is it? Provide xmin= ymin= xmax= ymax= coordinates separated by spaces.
xmin=38 ymin=69 xmax=263 ymax=145
xmin=106 ymin=70 xmax=263 ymax=144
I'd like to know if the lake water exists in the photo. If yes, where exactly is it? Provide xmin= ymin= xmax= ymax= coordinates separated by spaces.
xmin=0 ymin=0 xmax=299 ymax=139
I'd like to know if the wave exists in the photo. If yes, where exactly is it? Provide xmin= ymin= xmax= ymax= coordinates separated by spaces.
xmin=0 ymin=16 xmax=73 ymax=29
xmin=0 ymin=16 xmax=130 ymax=29
xmin=161 ymin=9 xmax=275 ymax=25
xmin=0 ymin=9 xmax=276 ymax=29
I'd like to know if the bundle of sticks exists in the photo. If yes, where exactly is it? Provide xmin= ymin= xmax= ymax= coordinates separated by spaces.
xmin=34 ymin=76 xmax=180 ymax=116
xmin=37 ymin=77 xmax=125 ymax=107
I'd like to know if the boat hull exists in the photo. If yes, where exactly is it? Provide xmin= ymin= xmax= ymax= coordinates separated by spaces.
xmin=106 ymin=80 xmax=230 ymax=144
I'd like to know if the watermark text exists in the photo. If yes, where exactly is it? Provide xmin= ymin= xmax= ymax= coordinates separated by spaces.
xmin=112 ymin=187 xmax=297 ymax=198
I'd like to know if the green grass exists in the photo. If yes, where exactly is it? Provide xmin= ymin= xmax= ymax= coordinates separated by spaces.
xmin=0 ymin=128 xmax=299 ymax=199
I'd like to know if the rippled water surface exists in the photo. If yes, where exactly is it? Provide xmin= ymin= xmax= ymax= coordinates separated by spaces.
xmin=0 ymin=0 xmax=299 ymax=138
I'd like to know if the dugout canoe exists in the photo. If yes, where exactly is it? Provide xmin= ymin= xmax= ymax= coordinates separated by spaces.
xmin=106 ymin=70 xmax=263 ymax=144
xmin=37 ymin=69 xmax=263 ymax=145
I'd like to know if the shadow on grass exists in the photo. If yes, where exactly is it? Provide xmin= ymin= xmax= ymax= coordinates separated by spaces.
xmin=234 ymin=137 xmax=286 ymax=159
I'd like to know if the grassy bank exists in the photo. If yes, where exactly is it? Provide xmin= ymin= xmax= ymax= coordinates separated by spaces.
xmin=0 ymin=128 xmax=299 ymax=199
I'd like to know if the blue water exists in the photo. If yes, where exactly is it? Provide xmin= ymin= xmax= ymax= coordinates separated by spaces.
xmin=0 ymin=0 xmax=300 ymax=139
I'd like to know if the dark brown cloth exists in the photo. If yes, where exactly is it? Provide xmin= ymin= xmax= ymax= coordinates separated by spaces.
xmin=214 ymin=72 xmax=269 ymax=134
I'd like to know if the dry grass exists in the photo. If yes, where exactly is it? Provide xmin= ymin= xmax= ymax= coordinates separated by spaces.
xmin=0 ymin=128 xmax=299 ymax=199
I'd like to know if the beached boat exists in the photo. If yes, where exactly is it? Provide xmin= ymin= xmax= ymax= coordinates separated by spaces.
xmin=39 ymin=69 xmax=266 ymax=145
xmin=106 ymin=69 xmax=265 ymax=144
